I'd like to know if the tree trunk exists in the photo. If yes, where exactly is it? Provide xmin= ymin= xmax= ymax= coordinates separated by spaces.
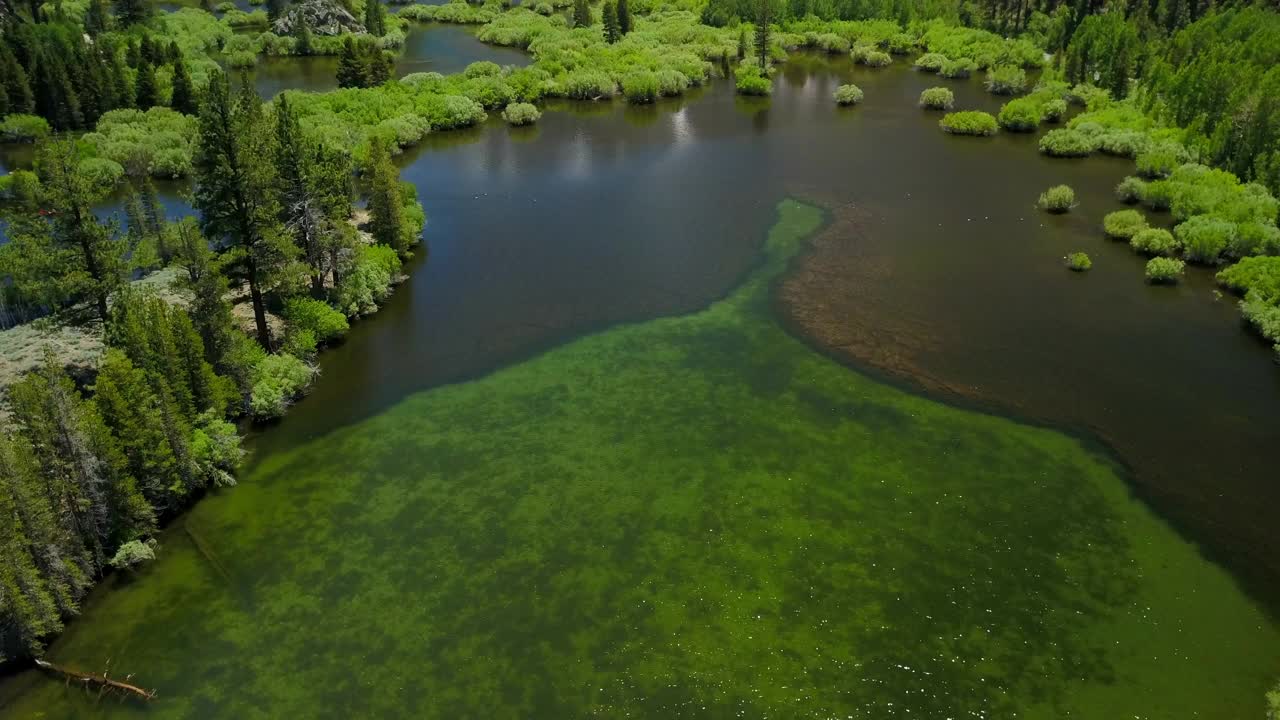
xmin=34 ymin=659 xmax=156 ymax=701
xmin=245 ymin=258 xmax=272 ymax=352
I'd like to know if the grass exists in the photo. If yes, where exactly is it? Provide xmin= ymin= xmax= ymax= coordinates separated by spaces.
xmin=8 ymin=200 xmax=1279 ymax=720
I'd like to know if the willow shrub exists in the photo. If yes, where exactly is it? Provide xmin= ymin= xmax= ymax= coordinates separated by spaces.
xmin=918 ymin=87 xmax=953 ymax=110
xmin=0 ymin=114 xmax=51 ymax=142
xmin=913 ymin=52 xmax=947 ymax=72
xmin=939 ymin=57 xmax=975 ymax=78
xmin=735 ymin=65 xmax=772 ymax=96
xmin=622 ymin=71 xmax=660 ymax=104
xmin=852 ymin=45 xmax=892 ymax=67
xmin=1130 ymin=228 xmax=1179 ymax=256
xmin=1037 ymin=185 xmax=1075 ymax=213
xmin=984 ymin=65 xmax=1026 ymax=95
xmin=1216 ymin=257 xmax=1280 ymax=301
xmin=917 ymin=23 xmax=1043 ymax=69
xmin=939 ymin=111 xmax=997 ymax=136
xmin=1103 ymin=210 xmax=1148 ymax=240
xmin=282 ymin=297 xmax=349 ymax=345
xmin=501 ymin=102 xmax=541 ymax=126
xmin=1140 ymin=180 xmax=1175 ymax=211
xmin=998 ymin=98 xmax=1041 ymax=132
xmin=1145 ymin=257 xmax=1185 ymax=284
xmin=82 ymin=107 xmax=198 ymax=181
xmin=250 ymin=353 xmax=317 ymax=420
xmin=336 ymin=244 xmax=403 ymax=318
xmin=1066 ymin=252 xmax=1092 ymax=271
xmin=1116 ymin=176 xmax=1146 ymax=204
xmin=833 ymin=84 xmax=864 ymax=106
xmin=1176 ymin=216 xmax=1237 ymax=265
xmin=1039 ymin=128 xmax=1099 ymax=158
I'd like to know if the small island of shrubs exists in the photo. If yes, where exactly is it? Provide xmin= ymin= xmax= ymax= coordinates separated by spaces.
xmin=735 ymin=65 xmax=772 ymax=96
xmin=1103 ymin=209 xmax=1149 ymax=239
xmin=1145 ymin=257 xmax=1186 ymax=284
xmin=1037 ymin=185 xmax=1076 ymax=213
xmin=502 ymin=102 xmax=541 ymax=126
xmin=939 ymin=111 xmax=998 ymax=136
xmin=919 ymin=87 xmax=954 ymax=110
xmin=984 ymin=65 xmax=1027 ymax=95
xmin=1130 ymin=228 xmax=1178 ymax=255
xmin=833 ymin=84 xmax=864 ymax=106
xmin=1066 ymin=252 xmax=1092 ymax=271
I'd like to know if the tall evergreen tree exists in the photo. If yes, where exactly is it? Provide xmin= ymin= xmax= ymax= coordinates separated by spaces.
xmin=113 ymin=0 xmax=150 ymax=25
xmin=572 ymin=0 xmax=590 ymax=27
xmin=193 ymin=70 xmax=299 ymax=351
xmin=335 ymin=37 xmax=366 ymax=88
xmin=170 ymin=53 xmax=198 ymax=114
xmin=266 ymin=0 xmax=285 ymax=22
xmin=364 ymin=0 xmax=385 ymax=36
xmin=170 ymin=218 xmax=241 ymax=371
xmin=616 ymin=0 xmax=630 ymax=34
xmin=135 ymin=60 xmax=159 ymax=109
xmin=85 ymin=0 xmax=110 ymax=33
xmin=34 ymin=139 xmax=128 ymax=321
xmin=737 ymin=27 xmax=747 ymax=60
xmin=754 ymin=0 xmax=772 ymax=71
xmin=307 ymin=142 xmax=357 ymax=287
xmin=273 ymin=93 xmax=326 ymax=294
xmin=0 ymin=43 xmax=35 ymax=115
xmin=603 ymin=1 xmax=620 ymax=43
xmin=32 ymin=47 xmax=84 ymax=131
xmin=366 ymin=138 xmax=408 ymax=256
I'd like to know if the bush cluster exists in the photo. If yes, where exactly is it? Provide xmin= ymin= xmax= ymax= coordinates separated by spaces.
xmin=1066 ymin=252 xmax=1092 ymax=271
xmin=1037 ymin=185 xmax=1075 ymax=213
xmin=1103 ymin=209 xmax=1148 ymax=240
xmin=1129 ymin=228 xmax=1179 ymax=256
xmin=501 ymin=101 xmax=542 ymax=126
xmin=735 ymin=65 xmax=772 ymax=96
xmin=939 ymin=111 xmax=997 ymax=136
xmin=984 ymin=65 xmax=1026 ymax=95
xmin=1039 ymin=128 xmax=1099 ymax=158
xmin=833 ymin=84 xmax=864 ymax=106
xmin=1145 ymin=257 xmax=1185 ymax=284
xmin=998 ymin=98 xmax=1042 ymax=132
xmin=918 ymin=87 xmax=953 ymax=110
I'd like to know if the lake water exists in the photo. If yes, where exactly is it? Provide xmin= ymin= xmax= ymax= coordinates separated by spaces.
xmin=1 ymin=52 xmax=1278 ymax=718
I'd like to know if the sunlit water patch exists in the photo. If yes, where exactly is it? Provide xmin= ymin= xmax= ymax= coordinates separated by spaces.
xmin=2 ymin=200 xmax=1275 ymax=719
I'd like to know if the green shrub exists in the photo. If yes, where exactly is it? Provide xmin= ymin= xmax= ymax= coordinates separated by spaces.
xmin=1103 ymin=209 xmax=1148 ymax=240
xmin=1176 ymin=216 xmax=1237 ymax=265
xmin=853 ymin=47 xmax=892 ymax=67
xmin=563 ymin=70 xmax=615 ymax=100
xmin=1038 ymin=128 xmax=1098 ymax=158
xmin=918 ymin=87 xmax=953 ymax=110
xmin=914 ymin=52 xmax=948 ymax=72
xmin=336 ymin=244 xmax=402 ymax=317
xmin=464 ymin=61 xmax=502 ymax=78
xmin=1216 ymin=257 xmax=1280 ymax=301
xmin=1115 ymin=176 xmax=1146 ymax=204
xmin=282 ymin=297 xmax=349 ymax=344
xmin=939 ymin=111 xmax=997 ymax=136
xmin=249 ymin=353 xmax=316 ymax=419
xmin=812 ymin=32 xmax=850 ymax=54
xmin=1040 ymin=98 xmax=1067 ymax=123
xmin=833 ymin=84 xmax=864 ymax=106
xmin=1097 ymin=130 xmax=1149 ymax=158
xmin=1129 ymin=228 xmax=1178 ymax=256
xmin=735 ymin=65 xmax=772 ymax=96
xmin=1140 ymin=179 xmax=1175 ymax=211
xmin=886 ymin=32 xmax=914 ymax=55
xmin=939 ymin=57 xmax=975 ymax=78
xmin=655 ymin=69 xmax=690 ymax=97
xmin=501 ymin=102 xmax=541 ymax=126
xmin=998 ymin=98 xmax=1041 ymax=132
xmin=1232 ymin=222 xmax=1280 ymax=257
xmin=1067 ymin=83 xmax=1110 ymax=108
xmin=1066 ymin=252 xmax=1092 ymax=271
xmin=1145 ymin=257 xmax=1185 ymax=284
xmin=109 ymin=540 xmax=156 ymax=570
xmin=77 ymin=157 xmax=125 ymax=188
xmin=984 ymin=65 xmax=1026 ymax=95
xmin=622 ymin=71 xmax=660 ymax=104
xmin=1135 ymin=142 xmax=1186 ymax=179
xmin=1240 ymin=295 xmax=1280 ymax=357
xmin=1037 ymin=185 xmax=1075 ymax=213
xmin=0 ymin=114 xmax=51 ymax=142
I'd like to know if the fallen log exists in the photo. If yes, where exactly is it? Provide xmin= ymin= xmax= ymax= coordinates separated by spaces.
xmin=34 ymin=658 xmax=157 ymax=701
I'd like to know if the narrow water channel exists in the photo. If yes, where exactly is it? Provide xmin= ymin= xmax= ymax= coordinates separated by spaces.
xmin=1 ymin=52 xmax=1278 ymax=718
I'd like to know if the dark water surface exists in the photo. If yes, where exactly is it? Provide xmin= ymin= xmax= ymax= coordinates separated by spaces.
xmin=2 ymin=54 xmax=1279 ymax=717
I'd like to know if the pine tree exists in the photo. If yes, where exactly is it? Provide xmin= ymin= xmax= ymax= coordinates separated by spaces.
xmin=135 ymin=60 xmax=159 ymax=108
xmin=193 ymin=70 xmax=299 ymax=351
xmin=110 ymin=46 xmax=134 ymax=108
xmin=35 ymin=139 xmax=128 ymax=321
xmin=113 ymin=0 xmax=150 ymax=26
xmin=336 ymin=37 xmax=365 ymax=88
xmin=616 ymin=0 xmax=630 ymax=34
xmin=266 ymin=0 xmax=286 ymax=22
xmin=737 ymin=27 xmax=747 ymax=60
xmin=603 ymin=1 xmax=620 ymax=43
xmin=274 ymin=93 xmax=326 ymax=293
xmin=32 ymin=47 xmax=84 ymax=131
xmin=0 ymin=43 xmax=35 ymax=115
xmin=364 ymin=0 xmax=385 ymax=36
xmin=366 ymin=138 xmax=408 ymax=256
xmin=366 ymin=45 xmax=393 ymax=85
xmin=572 ymin=0 xmax=591 ymax=27
xmin=294 ymin=17 xmax=314 ymax=56
xmin=170 ymin=53 xmax=198 ymax=114
xmin=171 ymin=218 xmax=240 ymax=370
xmin=85 ymin=0 xmax=110 ymax=34
xmin=307 ymin=141 xmax=356 ymax=287
xmin=754 ymin=0 xmax=772 ymax=71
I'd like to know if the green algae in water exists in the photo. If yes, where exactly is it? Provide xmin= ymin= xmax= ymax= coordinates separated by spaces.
xmin=5 ymin=200 xmax=1278 ymax=719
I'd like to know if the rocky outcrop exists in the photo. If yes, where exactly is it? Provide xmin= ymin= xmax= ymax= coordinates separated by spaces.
xmin=271 ymin=0 xmax=363 ymax=36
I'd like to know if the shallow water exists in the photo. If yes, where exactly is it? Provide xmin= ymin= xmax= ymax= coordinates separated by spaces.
xmin=2 ymin=54 xmax=1279 ymax=717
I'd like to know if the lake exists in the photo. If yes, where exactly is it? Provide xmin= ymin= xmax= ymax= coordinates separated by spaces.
xmin=0 ymin=50 xmax=1278 ymax=718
